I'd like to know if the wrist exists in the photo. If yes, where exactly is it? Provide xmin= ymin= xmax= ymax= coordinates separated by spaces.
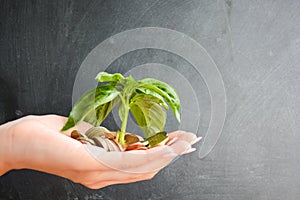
xmin=0 ymin=123 xmax=14 ymax=174
xmin=0 ymin=120 xmax=28 ymax=174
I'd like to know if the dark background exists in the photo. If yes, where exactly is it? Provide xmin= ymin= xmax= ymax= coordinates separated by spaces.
xmin=1 ymin=0 xmax=300 ymax=199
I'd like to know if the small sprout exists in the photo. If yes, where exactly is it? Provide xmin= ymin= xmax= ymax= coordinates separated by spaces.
xmin=62 ymin=72 xmax=181 ymax=151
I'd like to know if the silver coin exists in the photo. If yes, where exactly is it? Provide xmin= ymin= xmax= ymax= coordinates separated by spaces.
xmin=93 ymin=136 xmax=109 ymax=151
xmin=106 ymin=138 xmax=121 ymax=152
xmin=85 ymin=126 xmax=113 ymax=139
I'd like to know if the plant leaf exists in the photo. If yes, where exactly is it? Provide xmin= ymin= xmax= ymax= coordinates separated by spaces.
xmin=135 ymin=88 xmax=169 ymax=109
xmin=95 ymin=71 xmax=124 ymax=83
xmin=144 ymin=131 xmax=168 ymax=147
xmin=130 ymin=94 xmax=166 ymax=137
xmin=115 ymin=75 xmax=136 ymax=93
xmin=84 ymin=97 xmax=120 ymax=126
xmin=61 ymin=83 xmax=119 ymax=131
xmin=138 ymin=78 xmax=181 ymax=123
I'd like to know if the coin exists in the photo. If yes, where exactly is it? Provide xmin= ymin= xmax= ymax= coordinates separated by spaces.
xmin=71 ymin=130 xmax=81 ymax=139
xmin=93 ymin=136 xmax=109 ymax=151
xmin=124 ymin=133 xmax=141 ymax=145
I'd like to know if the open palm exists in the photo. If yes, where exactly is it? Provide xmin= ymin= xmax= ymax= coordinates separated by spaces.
xmin=0 ymin=115 xmax=201 ymax=189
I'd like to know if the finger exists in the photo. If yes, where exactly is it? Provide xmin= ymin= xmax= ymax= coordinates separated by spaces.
xmin=184 ymin=148 xmax=197 ymax=154
xmin=129 ymin=152 xmax=178 ymax=173
xmin=85 ymin=173 xmax=155 ymax=190
xmin=79 ymin=169 xmax=158 ymax=186
xmin=128 ymin=144 xmax=175 ymax=155
xmin=83 ymin=144 xmax=175 ymax=172
xmin=99 ymin=147 xmax=177 ymax=173
xmin=169 ymin=140 xmax=192 ymax=155
xmin=166 ymin=137 xmax=178 ymax=146
xmin=168 ymin=131 xmax=199 ymax=144
xmin=191 ymin=137 xmax=202 ymax=145
xmin=83 ymin=169 xmax=160 ymax=189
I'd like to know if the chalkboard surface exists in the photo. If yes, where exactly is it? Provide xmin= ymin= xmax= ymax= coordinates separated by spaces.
xmin=1 ymin=0 xmax=300 ymax=199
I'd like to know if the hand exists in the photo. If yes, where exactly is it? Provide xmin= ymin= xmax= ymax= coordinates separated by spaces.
xmin=0 ymin=115 xmax=201 ymax=189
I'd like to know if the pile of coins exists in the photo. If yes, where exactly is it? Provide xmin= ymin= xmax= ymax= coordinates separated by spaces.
xmin=71 ymin=127 xmax=148 ymax=152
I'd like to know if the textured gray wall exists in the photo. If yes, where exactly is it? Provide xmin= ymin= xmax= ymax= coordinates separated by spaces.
xmin=1 ymin=0 xmax=300 ymax=199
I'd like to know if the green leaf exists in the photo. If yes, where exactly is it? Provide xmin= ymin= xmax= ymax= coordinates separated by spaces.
xmin=144 ymin=131 xmax=168 ymax=147
xmin=138 ymin=78 xmax=181 ymax=123
xmin=62 ymin=116 xmax=76 ymax=131
xmin=130 ymin=94 xmax=166 ymax=137
xmin=84 ymin=97 xmax=120 ymax=126
xmin=135 ymin=88 xmax=169 ymax=110
xmin=61 ymin=83 xmax=119 ymax=131
xmin=95 ymin=72 xmax=124 ymax=82
xmin=115 ymin=75 xmax=137 ymax=94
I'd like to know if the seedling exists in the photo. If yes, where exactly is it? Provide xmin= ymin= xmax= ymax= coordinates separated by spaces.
xmin=62 ymin=72 xmax=180 ymax=150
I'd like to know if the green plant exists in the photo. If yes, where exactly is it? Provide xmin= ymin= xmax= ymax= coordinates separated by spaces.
xmin=62 ymin=72 xmax=180 ymax=147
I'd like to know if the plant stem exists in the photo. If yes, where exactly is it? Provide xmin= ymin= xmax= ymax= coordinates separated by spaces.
xmin=118 ymin=94 xmax=129 ymax=146
xmin=119 ymin=106 xmax=129 ymax=146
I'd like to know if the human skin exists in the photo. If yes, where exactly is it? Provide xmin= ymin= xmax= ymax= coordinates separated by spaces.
xmin=0 ymin=115 xmax=201 ymax=189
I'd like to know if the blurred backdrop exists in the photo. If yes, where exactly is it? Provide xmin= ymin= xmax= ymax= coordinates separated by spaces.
xmin=1 ymin=0 xmax=300 ymax=199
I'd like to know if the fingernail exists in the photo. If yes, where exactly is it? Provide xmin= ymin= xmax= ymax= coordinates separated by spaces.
xmin=162 ymin=153 xmax=178 ymax=158
xmin=184 ymin=148 xmax=197 ymax=154
xmin=166 ymin=137 xmax=178 ymax=146
xmin=191 ymin=137 xmax=202 ymax=145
